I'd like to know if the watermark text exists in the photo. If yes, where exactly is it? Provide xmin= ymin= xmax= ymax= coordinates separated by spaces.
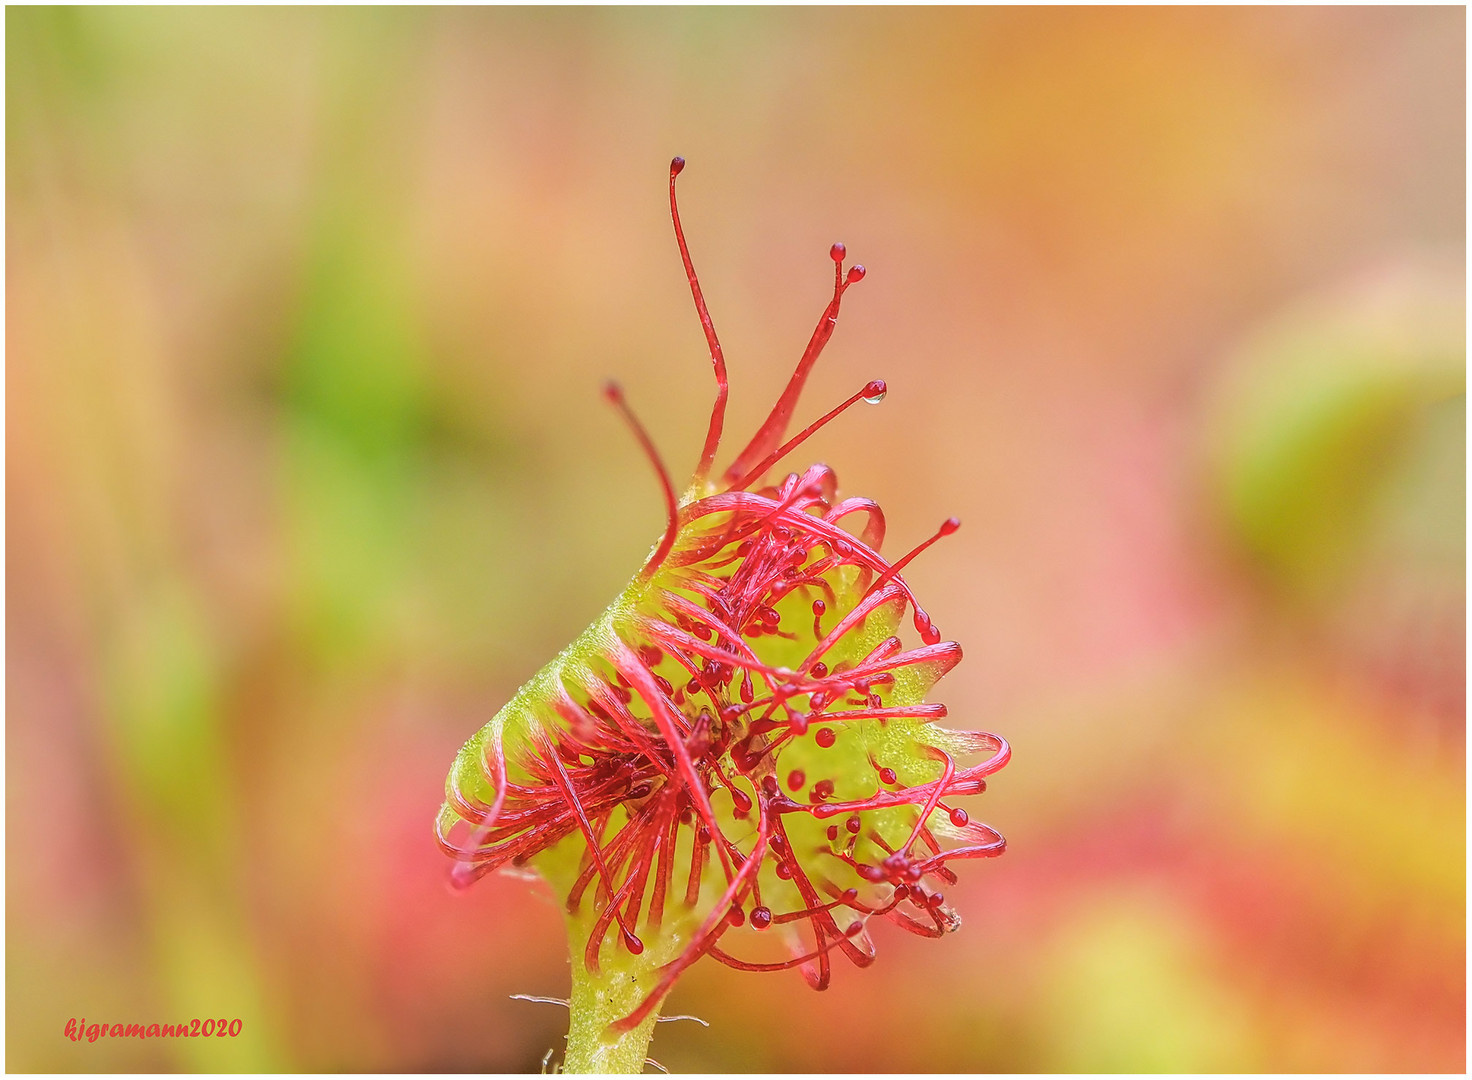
xmin=64 ymin=1017 xmax=243 ymax=1042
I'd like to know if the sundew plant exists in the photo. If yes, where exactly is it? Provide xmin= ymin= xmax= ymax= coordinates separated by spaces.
xmin=436 ymin=159 xmax=1010 ymax=1072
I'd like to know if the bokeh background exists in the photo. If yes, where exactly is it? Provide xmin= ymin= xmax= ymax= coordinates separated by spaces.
xmin=7 ymin=6 xmax=1465 ymax=1073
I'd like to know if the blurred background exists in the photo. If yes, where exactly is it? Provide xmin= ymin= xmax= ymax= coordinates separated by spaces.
xmin=7 ymin=7 xmax=1464 ymax=1072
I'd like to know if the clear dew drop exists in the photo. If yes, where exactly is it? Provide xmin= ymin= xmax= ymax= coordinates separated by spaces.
xmin=861 ymin=379 xmax=888 ymax=405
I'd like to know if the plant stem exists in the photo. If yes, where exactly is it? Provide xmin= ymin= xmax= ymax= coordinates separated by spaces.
xmin=541 ymin=836 xmax=693 ymax=1072
xmin=562 ymin=957 xmax=663 ymax=1074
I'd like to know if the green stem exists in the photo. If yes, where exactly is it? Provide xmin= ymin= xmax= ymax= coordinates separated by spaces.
xmin=537 ymin=823 xmax=700 ymax=1073
xmin=557 ymin=898 xmax=698 ymax=1074
xmin=562 ymin=957 xmax=663 ymax=1074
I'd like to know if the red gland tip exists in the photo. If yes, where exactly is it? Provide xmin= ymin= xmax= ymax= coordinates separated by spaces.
xmin=830 ymin=241 xmax=846 ymax=263
xmin=603 ymin=380 xmax=624 ymax=404
xmin=862 ymin=379 xmax=887 ymax=404
xmin=671 ymin=156 xmax=686 ymax=176
xmin=939 ymin=516 xmax=961 ymax=536
xmin=846 ymin=264 xmax=867 ymax=283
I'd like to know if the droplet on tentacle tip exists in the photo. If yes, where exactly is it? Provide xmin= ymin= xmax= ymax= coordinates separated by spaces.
xmin=448 ymin=862 xmax=478 ymax=893
xmin=862 ymin=379 xmax=887 ymax=405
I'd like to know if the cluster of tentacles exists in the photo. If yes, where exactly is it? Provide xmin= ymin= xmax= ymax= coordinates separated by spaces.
xmin=437 ymin=157 xmax=1008 ymax=1034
